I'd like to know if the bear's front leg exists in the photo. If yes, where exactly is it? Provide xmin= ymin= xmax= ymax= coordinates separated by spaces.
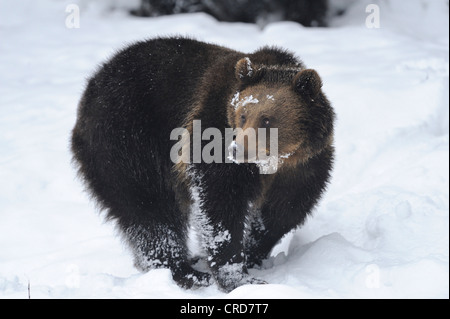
xmin=191 ymin=163 xmax=265 ymax=292
xmin=246 ymin=151 xmax=334 ymax=268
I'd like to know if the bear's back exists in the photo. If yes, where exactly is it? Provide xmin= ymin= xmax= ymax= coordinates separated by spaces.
xmin=78 ymin=38 xmax=237 ymax=129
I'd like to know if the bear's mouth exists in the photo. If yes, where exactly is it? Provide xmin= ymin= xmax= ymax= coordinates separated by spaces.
xmin=227 ymin=141 xmax=243 ymax=163
xmin=227 ymin=143 xmax=274 ymax=164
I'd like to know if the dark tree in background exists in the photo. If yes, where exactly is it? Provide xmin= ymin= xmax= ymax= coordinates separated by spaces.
xmin=131 ymin=0 xmax=329 ymax=27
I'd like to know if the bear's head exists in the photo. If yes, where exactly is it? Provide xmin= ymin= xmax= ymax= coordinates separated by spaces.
xmin=228 ymin=57 xmax=334 ymax=169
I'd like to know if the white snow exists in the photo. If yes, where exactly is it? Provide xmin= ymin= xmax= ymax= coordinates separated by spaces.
xmin=239 ymin=57 xmax=254 ymax=78
xmin=241 ymin=95 xmax=259 ymax=106
xmin=230 ymin=91 xmax=240 ymax=109
xmin=0 ymin=0 xmax=448 ymax=299
xmin=232 ymin=94 xmax=260 ymax=110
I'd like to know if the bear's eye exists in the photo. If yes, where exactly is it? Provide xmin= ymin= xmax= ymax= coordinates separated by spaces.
xmin=262 ymin=117 xmax=270 ymax=127
xmin=240 ymin=114 xmax=246 ymax=125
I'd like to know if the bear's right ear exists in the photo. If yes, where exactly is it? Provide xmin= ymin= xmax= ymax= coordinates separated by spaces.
xmin=235 ymin=57 xmax=254 ymax=82
xmin=293 ymin=69 xmax=323 ymax=100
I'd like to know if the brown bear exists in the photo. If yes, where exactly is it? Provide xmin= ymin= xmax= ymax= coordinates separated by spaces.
xmin=71 ymin=37 xmax=335 ymax=292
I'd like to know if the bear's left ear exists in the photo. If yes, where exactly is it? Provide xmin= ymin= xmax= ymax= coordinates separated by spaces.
xmin=293 ymin=69 xmax=323 ymax=99
xmin=235 ymin=57 xmax=254 ymax=82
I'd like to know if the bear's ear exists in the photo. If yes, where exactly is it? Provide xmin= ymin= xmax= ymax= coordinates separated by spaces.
xmin=293 ymin=69 xmax=323 ymax=99
xmin=235 ymin=57 xmax=254 ymax=82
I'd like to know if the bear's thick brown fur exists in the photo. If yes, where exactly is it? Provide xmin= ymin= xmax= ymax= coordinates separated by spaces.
xmin=71 ymin=37 xmax=335 ymax=292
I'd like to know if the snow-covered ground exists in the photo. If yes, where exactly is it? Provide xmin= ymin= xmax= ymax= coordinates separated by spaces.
xmin=0 ymin=0 xmax=448 ymax=299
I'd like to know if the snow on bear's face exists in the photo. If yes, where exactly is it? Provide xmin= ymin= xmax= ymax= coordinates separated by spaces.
xmin=229 ymin=58 xmax=335 ymax=168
